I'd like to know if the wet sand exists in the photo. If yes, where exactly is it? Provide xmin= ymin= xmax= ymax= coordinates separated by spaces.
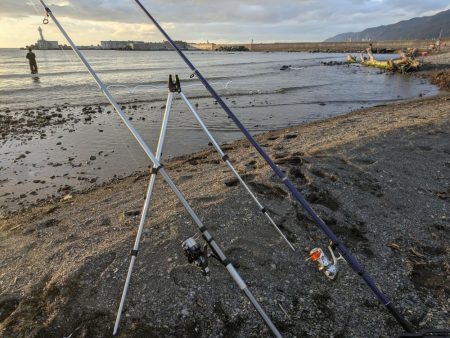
xmin=0 ymin=92 xmax=449 ymax=337
xmin=0 ymin=87 xmax=439 ymax=214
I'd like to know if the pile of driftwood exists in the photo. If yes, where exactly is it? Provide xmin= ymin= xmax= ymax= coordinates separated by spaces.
xmin=347 ymin=48 xmax=421 ymax=73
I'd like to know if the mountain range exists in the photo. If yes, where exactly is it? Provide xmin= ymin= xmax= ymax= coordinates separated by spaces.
xmin=326 ymin=9 xmax=450 ymax=42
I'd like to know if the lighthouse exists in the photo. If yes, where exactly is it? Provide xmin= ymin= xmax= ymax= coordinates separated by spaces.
xmin=38 ymin=26 xmax=45 ymax=41
xmin=36 ymin=26 xmax=59 ymax=50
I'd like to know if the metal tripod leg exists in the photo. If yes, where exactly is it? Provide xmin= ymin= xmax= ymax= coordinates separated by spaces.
xmin=179 ymin=92 xmax=295 ymax=251
xmin=113 ymin=91 xmax=175 ymax=335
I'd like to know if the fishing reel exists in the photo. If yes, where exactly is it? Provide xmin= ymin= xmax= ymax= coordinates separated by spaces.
xmin=182 ymin=237 xmax=210 ymax=275
xmin=306 ymin=242 xmax=344 ymax=280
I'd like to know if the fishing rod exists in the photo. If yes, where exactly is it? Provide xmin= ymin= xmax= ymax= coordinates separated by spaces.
xmin=132 ymin=0 xmax=415 ymax=333
xmin=38 ymin=1 xmax=283 ymax=337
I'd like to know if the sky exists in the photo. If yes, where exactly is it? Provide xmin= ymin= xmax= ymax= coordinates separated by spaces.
xmin=0 ymin=0 xmax=449 ymax=48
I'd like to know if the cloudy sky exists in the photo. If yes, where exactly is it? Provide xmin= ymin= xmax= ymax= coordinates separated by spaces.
xmin=0 ymin=0 xmax=449 ymax=47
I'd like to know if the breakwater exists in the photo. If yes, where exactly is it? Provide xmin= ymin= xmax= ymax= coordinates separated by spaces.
xmin=190 ymin=39 xmax=448 ymax=52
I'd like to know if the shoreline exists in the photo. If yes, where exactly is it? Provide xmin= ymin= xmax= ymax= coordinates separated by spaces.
xmin=1 ymin=90 xmax=446 ymax=219
xmin=1 ymin=92 xmax=449 ymax=337
xmin=2 ymin=70 xmax=439 ymax=214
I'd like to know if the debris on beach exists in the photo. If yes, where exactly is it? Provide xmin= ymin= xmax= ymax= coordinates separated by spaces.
xmin=347 ymin=49 xmax=421 ymax=72
xmin=430 ymin=70 xmax=450 ymax=90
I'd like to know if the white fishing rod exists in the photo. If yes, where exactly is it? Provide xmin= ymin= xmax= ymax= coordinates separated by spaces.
xmin=38 ymin=1 xmax=282 ymax=337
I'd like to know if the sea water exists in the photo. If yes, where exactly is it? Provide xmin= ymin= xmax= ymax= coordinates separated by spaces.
xmin=0 ymin=49 xmax=440 ymax=211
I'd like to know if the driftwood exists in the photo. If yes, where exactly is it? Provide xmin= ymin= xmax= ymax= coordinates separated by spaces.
xmin=346 ymin=51 xmax=421 ymax=73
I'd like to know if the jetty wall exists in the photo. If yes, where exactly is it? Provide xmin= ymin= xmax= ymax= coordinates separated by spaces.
xmin=189 ymin=40 xmax=448 ymax=52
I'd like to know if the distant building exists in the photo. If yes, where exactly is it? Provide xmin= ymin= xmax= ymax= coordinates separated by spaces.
xmin=130 ymin=42 xmax=166 ymax=50
xmin=100 ymin=40 xmax=190 ymax=50
xmin=100 ymin=41 xmax=131 ymax=50
xmin=37 ymin=40 xmax=59 ymax=50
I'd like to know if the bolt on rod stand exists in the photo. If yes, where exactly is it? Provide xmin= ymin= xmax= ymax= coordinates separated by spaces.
xmin=114 ymin=74 xmax=293 ymax=334
xmin=39 ymin=2 xmax=282 ymax=337
xmin=132 ymin=0 xmax=414 ymax=333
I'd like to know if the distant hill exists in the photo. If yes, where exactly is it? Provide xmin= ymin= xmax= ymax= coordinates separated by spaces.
xmin=326 ymin=9 xmax=450 ymax=42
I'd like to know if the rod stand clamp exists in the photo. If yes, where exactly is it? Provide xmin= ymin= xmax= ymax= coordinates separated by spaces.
xmin=168 ymin=74 xmax=181 ymax=93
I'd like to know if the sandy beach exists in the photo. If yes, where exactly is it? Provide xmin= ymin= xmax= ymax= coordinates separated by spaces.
xmin=0 ymin=51 xmax=449 ymax=337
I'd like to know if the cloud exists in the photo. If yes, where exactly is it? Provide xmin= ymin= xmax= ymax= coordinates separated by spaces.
xmin=0 ymin=0 xmax=449 ymax=47
xmin=7 ymin=0 xmax=448 ymax=25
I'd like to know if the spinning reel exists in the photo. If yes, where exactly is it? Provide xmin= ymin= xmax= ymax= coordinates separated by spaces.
xmin=182 ymin=236 xmax=240 ymax=276
xmin=182 ymin=237 xmax=210 ymax=275
xmin=306 ymin=242 xmax=345 ymax=280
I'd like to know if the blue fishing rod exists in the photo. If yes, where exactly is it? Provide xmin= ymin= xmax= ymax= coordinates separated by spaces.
xmin=132 ymin=0 xmax=415 ymax=333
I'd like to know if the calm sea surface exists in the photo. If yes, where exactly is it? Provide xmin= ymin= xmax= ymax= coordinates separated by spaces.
xmin=0 ymin=49 xmax=440 ymax=212
xmin=0 ymin=49 xmax=436 ymax=110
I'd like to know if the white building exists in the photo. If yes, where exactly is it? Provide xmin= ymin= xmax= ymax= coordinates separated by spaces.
xmin=100 ymin=41 xmax=131 ymax=49
xmin=100 ymin=40 xmax=189 ymax=50
xmin=130 ymin=42 xmax=167 ymax=50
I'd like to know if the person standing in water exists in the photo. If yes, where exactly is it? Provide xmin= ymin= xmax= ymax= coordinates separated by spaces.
xmin=26 ymin=48 xmax=38 ymax=74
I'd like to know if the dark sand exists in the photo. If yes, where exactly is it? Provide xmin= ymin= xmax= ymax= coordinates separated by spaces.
xmin=0 ymin=91 xmax=449 ymax=337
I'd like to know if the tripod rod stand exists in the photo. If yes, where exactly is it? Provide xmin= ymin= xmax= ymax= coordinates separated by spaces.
xmin=113 ymin=74 xmax=285 ymax=336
